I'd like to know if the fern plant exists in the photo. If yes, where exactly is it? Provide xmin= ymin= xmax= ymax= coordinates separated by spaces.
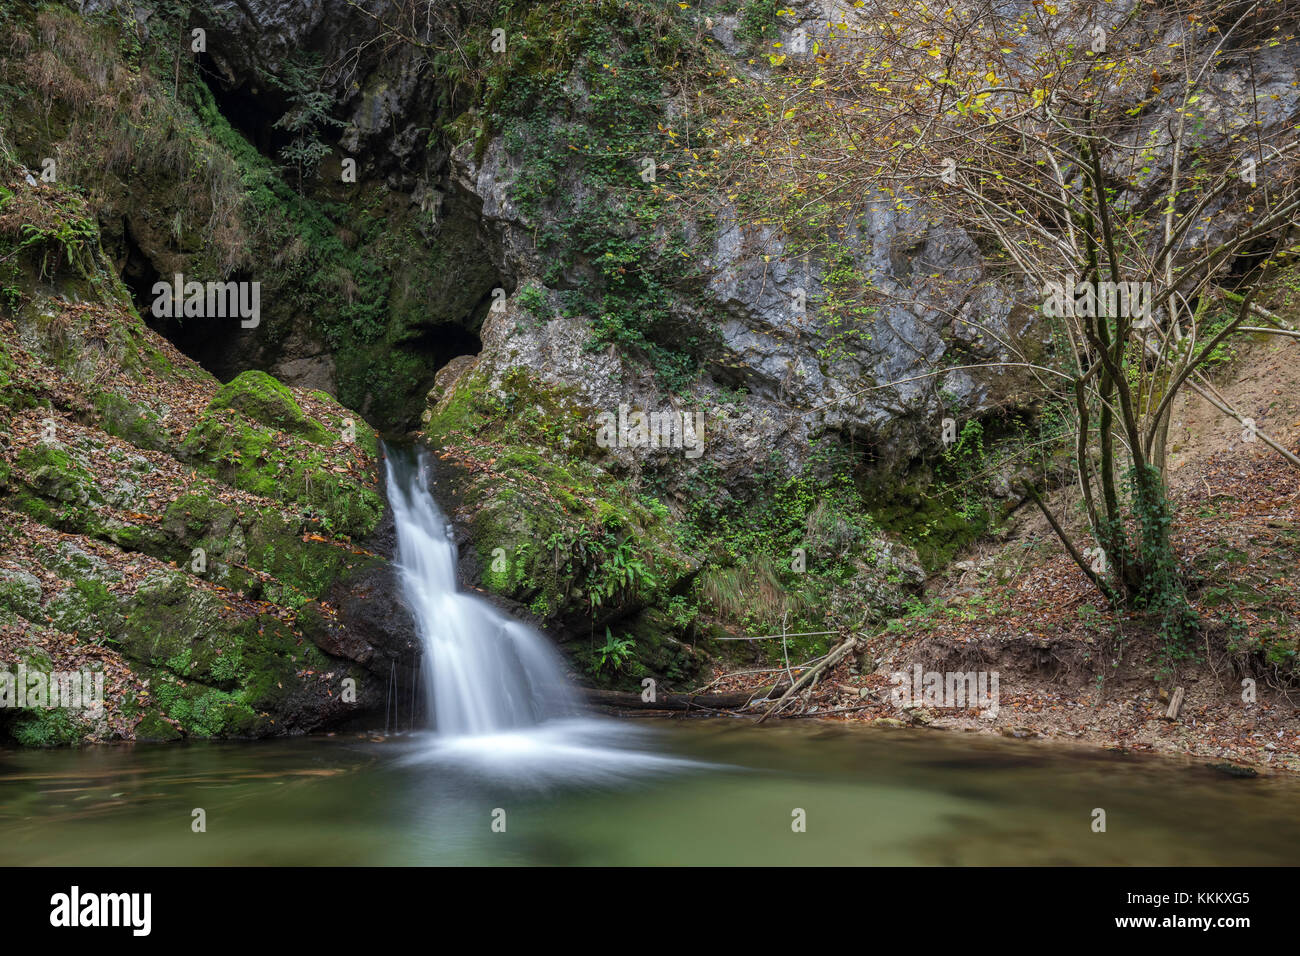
xmin=587 ymin=627 xmax=636 ymax=675
xmin=587 ymin=540 xmax=657 ymax=609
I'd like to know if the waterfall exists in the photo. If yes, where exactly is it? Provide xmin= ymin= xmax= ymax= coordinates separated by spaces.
xmin=382 ymin=444 xmax=702 ymax=786
xmin=383 ymin=446 xmax=578 ymax=736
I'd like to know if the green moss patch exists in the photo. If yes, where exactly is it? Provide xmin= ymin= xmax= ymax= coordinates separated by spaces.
xmin=209 ymin=371 xmax=333 ymax=443
xmin=183 ymin=395 xmax=383 ymax=540
xmin=427 ymin=366 xmax=696 ymax=669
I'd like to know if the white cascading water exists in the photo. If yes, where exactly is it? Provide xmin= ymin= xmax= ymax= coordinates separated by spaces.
xmin=383 ymin=444 xmax=699 ymax=785
xmin=384 ymin=447 xmax=577 ymax=735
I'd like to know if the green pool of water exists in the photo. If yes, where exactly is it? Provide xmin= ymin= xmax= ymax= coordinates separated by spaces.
xmin=0 ymin=719 xmax=1293 ymax=865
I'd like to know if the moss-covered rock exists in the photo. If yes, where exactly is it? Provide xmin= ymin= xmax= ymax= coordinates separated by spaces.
xmin=93 ymin=391 xmax=174 ymax=453
xmin=13 ymin=444 xmax=103 ymax=510
xmin=182 ymin=386 xmax=383 ymax=540
xmin=46 ymin=578 xmax=124 ymax=637
xmin=0 ymin=163 xmax=415 ymax=745
xmin=426 ymin=365 xmax=700 ymax=680
xmin=0 ymin=570 xmax=43 ymax=622
xmin=118 ymin=571 xmax=232 ymax=678
xmin=245 ymin=507 xmax=381 ymax=606
xmin=209 ymin=371 xmax=333 ymax=443
xmin=623 ymin=606 xmax=706 ymax=686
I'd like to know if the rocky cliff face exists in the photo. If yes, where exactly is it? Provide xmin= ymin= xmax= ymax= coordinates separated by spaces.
xmin=417 ymin=0 xmax=1300 ymax=683
xmin=78 ymin=0 xmax=503 ymax=428
xmin=2 ymin=0 xmax=1295 ymax=731
xmin=0 ymin=131 xmax=420 ymax=743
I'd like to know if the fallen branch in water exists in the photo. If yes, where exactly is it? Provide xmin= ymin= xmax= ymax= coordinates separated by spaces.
xmin=584 ymin=681 xmax=792 ymax=712
xmin=756 ymin=636 xmax=861 ymax=724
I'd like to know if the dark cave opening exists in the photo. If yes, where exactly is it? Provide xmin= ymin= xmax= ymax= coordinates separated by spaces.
xmin=112 ymin=65 xmax=502 ymax=434
xmin=120 ymin=224 xmax=249 ymax=383
xmin=118 ymin=221 xmax=159 ymax=308
xmin=1224 ymin=235 xmax=1291 ymax=285
xmin=404 ymin=323 xmax=484 ymax=377
xmin=145 ymin=300 xmax=253 ymax=384
xmin=118 ymin=206 xmax=497 ymax=435
xmin=195 ymin=52 xmax=293 ymax=157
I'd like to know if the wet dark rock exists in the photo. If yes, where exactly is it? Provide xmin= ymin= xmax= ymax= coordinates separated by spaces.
xmin=1208 ymin=762 xmax=1259 ymax=779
